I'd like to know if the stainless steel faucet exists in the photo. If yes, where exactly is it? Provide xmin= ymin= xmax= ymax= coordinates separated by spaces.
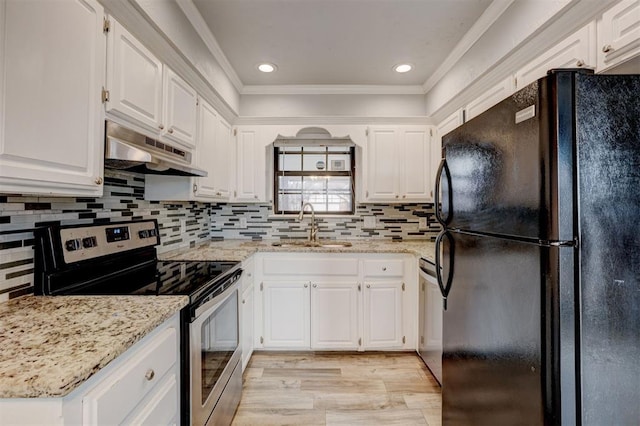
xmin=298 ymin=202 xmax=318 ymax=242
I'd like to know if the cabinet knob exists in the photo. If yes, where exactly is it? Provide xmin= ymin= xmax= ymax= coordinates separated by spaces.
xmin=382 ymin=267 xmax=387 ymax=271
xmin=602 ymin=44 xmax=613 ymax=53
xmin=576 ymin=59 xmax=585 ymax=67
xmin=366 ymin=284 xmax=371 ymax=288
xmin=168 ymin=128 xmax=174 ymax=134
xmin=94 ymin=177 xmax=103 ymax=185
xmin=145 ymin=369 xmax=155 ymax=381
xmin=395 ymin=195 xmax=399 ymax=199
xmin=254 ymin=195 xmax=258 ymax=199
xmin=242 ymin=299 xmax=246 ymax=304
xmin=402 ymin=195 xmax=406 ymax=199
xmin=304 ymin=283 xmax=308 ymax=288
xmin=159 ymin=124 xmax=165 ymax=130
xmin=313 ymin=283 xmax=317 ymax=288
xmin=216 ymin=192 xmax=222 ymax=196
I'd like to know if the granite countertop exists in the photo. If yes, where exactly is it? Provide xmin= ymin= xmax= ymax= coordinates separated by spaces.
xmin=0 ymin=295 xmax=188 ymax=399
xmin=160 ymin=239 xmax=436 ymax=263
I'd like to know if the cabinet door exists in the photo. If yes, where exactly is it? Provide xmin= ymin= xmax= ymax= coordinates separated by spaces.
xmin=0 ymin=0 xmax=105 ymax=196
xmin=214 ymin=116 xmax=232 ymax=199
xmin=241 ymin=285 xmax=254 ymax=371
xmin=514 ymin=22 xmax=596 ymax=91
xmin=597 ymin=0 xmax=640 ymax=71
xmin=310 ymin=282 xmax=359 ymax=349
xmin=194 ymin=99 xmax=218 ymax=199
xmin=235 ymin=128 xmax=266 ymax=202
xmin=163 ymin=67 xmax=197 ymax=149
xmin=365 ymin=127 xmax=400 ymax=201
xmin=400 ymin=127 xmax=431 ymax=201
xmin=465 ymin=76 xmax=515 ymax=122
xmin=363 ymin=281 xmax=404 ymax=349
xmin=106 ymin=18 xmax=163 ymax=133
xmin=262 ymin=281 xmax=310 ymax=348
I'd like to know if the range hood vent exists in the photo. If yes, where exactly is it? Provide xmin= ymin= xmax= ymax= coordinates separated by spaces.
xmin=104 ymin=121 xmax=207 ymax=177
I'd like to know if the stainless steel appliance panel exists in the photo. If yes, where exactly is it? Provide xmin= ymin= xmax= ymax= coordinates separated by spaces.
xmin=418 ymin=257 xmax=442 ymax=384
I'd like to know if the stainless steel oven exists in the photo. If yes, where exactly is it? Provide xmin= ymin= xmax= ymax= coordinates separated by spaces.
xmin=188 ymin=274 xmax=242 ymax=426
xmin=33 ymin=219 xmax=244 ymax=426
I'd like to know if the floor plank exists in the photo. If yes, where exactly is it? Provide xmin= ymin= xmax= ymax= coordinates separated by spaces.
xmin=232 ymin=351 xmax=441 ymax=425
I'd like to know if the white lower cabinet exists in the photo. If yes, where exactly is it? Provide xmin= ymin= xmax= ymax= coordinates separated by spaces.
xmin=255 ymin=253 xmax=416 ymax=351
xmin=363 ymin=281 xmax=404 ymax=349
xmin=241 ymin=284 xmax=254 ymax=371
xmin=262 ymin=281 xmax=311 ymax=348
xmin=0 ymin=313 xmax=181 ymax=425
xmin=311 ymin=282 xmax=360 ymax=349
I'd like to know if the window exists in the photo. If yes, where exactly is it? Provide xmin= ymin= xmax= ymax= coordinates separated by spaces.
xmin=274 ymin=144 xmax=355 ymax=215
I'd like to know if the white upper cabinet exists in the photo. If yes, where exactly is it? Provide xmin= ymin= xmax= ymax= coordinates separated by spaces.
xmin=514 ymin=22 xmax=597 ymax=91
xmin=0 ymin=0 xmax=106 ymax=197
xmin=144 ymin=98 xmax=231 ymax=201
xmin=465 ymin=77 xmax=515 ymax=122
xmin=105 ymin=18 xmax=197 ymax=149
xmin=597 ymin=0 xmax=640 ymax=72
xmin=214 ymin=116 xmax=233 ymax=199
xmin=162 ymin=68 xmax=197 ymax=149
xmin=365 ymin=127 xmax=399 ymax=201
xmin=235 ymin=127 xmax=268 ymax=202
xmin=364 ymin=126 xmax=432 ymax=203
xmin=105 ymin=19 xmax=163 ymax=133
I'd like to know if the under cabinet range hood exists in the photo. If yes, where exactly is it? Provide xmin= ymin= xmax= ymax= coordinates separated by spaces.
xmin=104 ymin=121 xmax=207 ymax=177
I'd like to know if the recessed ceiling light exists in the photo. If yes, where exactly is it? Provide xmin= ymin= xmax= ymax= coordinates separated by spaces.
xmin=258 ymin=63 xmax=277 ymax=73
xmin=394 ymin=64 xmax=413 ymax=73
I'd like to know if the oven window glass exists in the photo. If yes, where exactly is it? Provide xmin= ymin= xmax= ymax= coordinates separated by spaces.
xmin=200 ymin=290 xmax=239 ymax=405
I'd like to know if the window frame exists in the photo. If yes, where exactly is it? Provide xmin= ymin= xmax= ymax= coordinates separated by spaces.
xmin=273 ymin=145 xmax=356 ymax=215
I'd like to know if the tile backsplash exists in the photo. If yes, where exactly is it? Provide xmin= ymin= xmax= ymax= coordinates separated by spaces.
xmin=0 ymin=170 xmax=210 ymax=300
xmin=0 ymin=170 xmax=439 ymax=300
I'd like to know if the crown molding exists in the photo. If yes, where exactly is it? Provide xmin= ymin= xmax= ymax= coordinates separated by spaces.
xmin=175 ymin=0 xmax=244 ymax=93
xmin=422 ymin=0 xmax=516 ymax=94
xmin=241 ymin=85 xmax=427 ymax=96
xmin=233 ymin=116 xmax=434 ymax=126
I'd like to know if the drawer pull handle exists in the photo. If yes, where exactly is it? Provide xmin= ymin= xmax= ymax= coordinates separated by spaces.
xmin=382 ymin=267 xmax=387 ymax=271
xmin=168 ymin=128 xmax=174 ymax=134
xmin=145 ymin=369 xmax=155 ymax=381
xmin=576 ymin=59 xmax=585 ymax=67
xmin=602 ymin=44 xmax=613 ymax=53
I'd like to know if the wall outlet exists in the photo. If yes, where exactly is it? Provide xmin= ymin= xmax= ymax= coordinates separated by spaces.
xmin=418 ymin=217 xmax=428 ymax=231
xmin=239 ymin=217 xmax=247 ymax=228
xmin=363 ymin=216 xmax=377 ymax=229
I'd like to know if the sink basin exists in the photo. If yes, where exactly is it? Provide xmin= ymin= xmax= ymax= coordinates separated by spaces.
xmin=271 ymin=241 xmax=353 ymax=248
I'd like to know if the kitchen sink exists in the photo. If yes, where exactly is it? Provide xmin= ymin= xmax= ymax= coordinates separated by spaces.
xmin=271 ymin=240 xmax=353 ymax=248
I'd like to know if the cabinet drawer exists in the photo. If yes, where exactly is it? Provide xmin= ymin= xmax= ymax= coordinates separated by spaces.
xmin=125 ymin=373 xmax=178 ymax=425
xmin=363 ymin=259 xmax=404 ymax=277
xmin=83 ymin=326 xmax=178 ymax=425
xmin=262 ymin=257 xmax=359 ymax=276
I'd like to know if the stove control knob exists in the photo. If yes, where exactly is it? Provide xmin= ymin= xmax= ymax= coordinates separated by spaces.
xmin=65 ymin=239 xmax=82 ymax=251
xmin=138 ymin=230 xmax=149 ymax=239
xmin=82 ymin=236 xmax=97 ymax=248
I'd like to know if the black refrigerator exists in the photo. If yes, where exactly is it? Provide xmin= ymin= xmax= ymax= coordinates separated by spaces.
xmin=434 ymin=69 xmax=639 ymax=425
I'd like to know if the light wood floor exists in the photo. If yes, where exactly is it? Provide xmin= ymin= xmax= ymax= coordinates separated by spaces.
xmin=231 ymin=351 xmax=442 ymax=426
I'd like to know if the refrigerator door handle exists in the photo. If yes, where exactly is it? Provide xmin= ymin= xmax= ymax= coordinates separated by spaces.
xmin=434 ymin=159 xmax=452 ymax=226
xmin=435 ymin=229 xmax=455 ymax=310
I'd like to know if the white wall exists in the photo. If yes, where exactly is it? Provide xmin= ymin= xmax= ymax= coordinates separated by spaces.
xmin=240 ymin=94 xmax=427 ymax=118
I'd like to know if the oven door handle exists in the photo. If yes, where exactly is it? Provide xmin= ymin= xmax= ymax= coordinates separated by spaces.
xmin=191 ymin=272 xmax=242 ymax=321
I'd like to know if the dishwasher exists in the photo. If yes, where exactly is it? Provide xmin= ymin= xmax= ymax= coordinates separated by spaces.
xmin=418 ymin=257 xmax=443 ymax=385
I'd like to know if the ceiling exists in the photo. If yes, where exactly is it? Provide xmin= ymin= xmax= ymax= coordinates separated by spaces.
xmin=191 ymin=0 xmax=495 ymax=88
